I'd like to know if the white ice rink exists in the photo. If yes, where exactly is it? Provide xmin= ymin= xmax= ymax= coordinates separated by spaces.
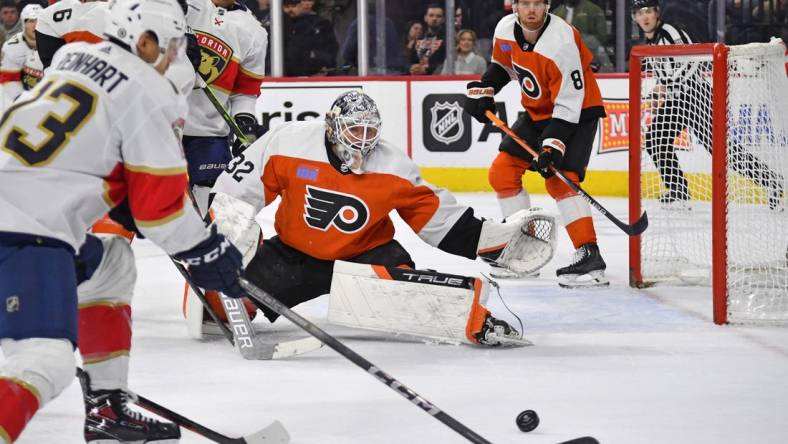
xmin=6 ymin=193 xmax=788 ymax=444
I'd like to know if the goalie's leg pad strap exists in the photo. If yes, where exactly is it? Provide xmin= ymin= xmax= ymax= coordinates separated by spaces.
xmin=328 ymin=261 xmax=491 ymax=344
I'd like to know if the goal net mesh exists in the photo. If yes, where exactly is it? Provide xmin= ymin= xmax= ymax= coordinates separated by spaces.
xmin=635 ymin=42 xmax=788 ymax=322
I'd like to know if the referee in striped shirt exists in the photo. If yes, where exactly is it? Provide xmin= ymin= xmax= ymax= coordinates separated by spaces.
xmin=633 ymin=0 xmax=784 ymax=208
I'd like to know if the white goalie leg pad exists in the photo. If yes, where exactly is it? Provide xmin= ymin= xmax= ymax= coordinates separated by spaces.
xmin=478 ymin=207 xmax=558 ymax=274
xmin=211 ymin=192 xmax=262 ymax=267
xmin=77 ymin=235 xmax=136 ymax=391
xmin=327 ymin=261 xmax=492 ymax=344
xmin=0 ymin=338 xmax=76 ymax=405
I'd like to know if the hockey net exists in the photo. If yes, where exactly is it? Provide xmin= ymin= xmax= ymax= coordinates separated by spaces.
xmin=629 ymin=42 xmax=788 ymax=324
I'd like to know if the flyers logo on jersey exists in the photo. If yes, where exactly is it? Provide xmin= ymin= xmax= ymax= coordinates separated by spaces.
xmin=195 ymin=31 xmax=233 ymax=84
xmin=304 ymin=186 xmax=369 ymax=233
xmin=512 ymin=62 xmax=541 ymax=100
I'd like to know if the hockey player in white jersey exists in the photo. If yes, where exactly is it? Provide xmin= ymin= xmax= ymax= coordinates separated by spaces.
xmin=210 ymin=91 xmax=558 ymax=346
xmin=180 ymin=0 xmax=267 ymax=332
xmin=0 ymin=1 xmax=245 ymax=443
xmin=35 ymin=0 xmax=108 ymax=69
xmin=0 ymin=4 xmax=42 ymax=108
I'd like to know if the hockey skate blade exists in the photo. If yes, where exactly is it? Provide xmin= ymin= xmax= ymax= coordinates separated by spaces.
xmin=558 ymin=270 xmax=609 ymax=289
xmin=496 ymin=335 xmax=533 ymax=347
xmin=557 ymin=437 xmax=599 ymax=444
xmin=244 ymin=420 xmax=290 ymax=444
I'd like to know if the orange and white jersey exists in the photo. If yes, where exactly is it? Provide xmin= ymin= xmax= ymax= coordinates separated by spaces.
xmin=213 ymin=120 xmax=469 ymax=260
xmin=0 ymin=32 xmax=34 ymax=108
xmin=0 ymin=41 xmax=207 ymax=253
xmin=36 ymin=0 xmax=106 ymax=45
xmin=184 ymin=0 xmax=267 ymax=137
xmin=491 ymin=13 xmax=604 ymax=124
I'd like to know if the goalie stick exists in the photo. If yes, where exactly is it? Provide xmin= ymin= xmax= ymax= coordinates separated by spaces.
xmin=133 ymin=393 xmax=289 ymax=444
xmin=485 ymin=110 xmax=648 ymax=236
xmin=240 ymin=278 xmax=598 ymax=444
xmin=171 ymin=258 xmax=322 ymax=359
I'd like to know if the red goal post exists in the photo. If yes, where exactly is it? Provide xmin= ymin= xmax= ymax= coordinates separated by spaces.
xmin=628 ymin=42 xmax=788 ymax=325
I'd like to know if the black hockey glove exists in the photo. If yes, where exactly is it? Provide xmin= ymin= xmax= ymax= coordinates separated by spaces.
xmin=174 ymin=225 xmax=245 ymax=298
xmin=232 ymin=113 xmax=266 ymax=156
xmin=186 ymin=33 xmax=201 ymax=72
xmin=535 ymin=138 xmax=566 ymax=179
xmin=463 ymin=81 xmax=496 ymax=124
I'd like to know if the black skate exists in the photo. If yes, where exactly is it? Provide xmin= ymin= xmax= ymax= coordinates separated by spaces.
xmin=474 ymin=314 xmax=531 ymax=347
xmin=556 ymin=243 xmax=609 ymax=288
xmin=658 ymin=187 xmax=690 ymax=206
xmin=77 ymin=368 xmax=181 ymax=444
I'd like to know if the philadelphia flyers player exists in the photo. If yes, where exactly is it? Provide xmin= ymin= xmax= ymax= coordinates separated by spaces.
xmin=463 ymin=0 xmax=608 ymax=287
xmin=0 ymin=0 xmax=244 ymax=442
xmin=210 ymin=91 xmax=558 ymax=346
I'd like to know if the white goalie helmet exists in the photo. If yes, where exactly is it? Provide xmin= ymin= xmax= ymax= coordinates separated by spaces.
xmin=325 ymin=91 xmax=382 ymax=174
xmin=105 ymin=0 xmax=187 ymax=64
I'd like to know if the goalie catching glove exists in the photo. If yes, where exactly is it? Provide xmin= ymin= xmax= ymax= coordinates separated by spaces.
xmin=173 ymin=225 xmax=245 ymax=298
xmin=476 ymin=207 xmax=557 ymax=275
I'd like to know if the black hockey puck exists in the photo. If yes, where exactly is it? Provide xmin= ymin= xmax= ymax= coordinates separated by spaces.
xmin=516 ymin=409 xmax=539 ymax=432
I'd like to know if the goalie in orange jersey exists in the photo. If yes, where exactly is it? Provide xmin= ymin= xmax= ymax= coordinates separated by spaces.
xmin=463 ymin=0 xmax=608 ymax=288
xmin=200 ymin=91 xmax=560 ymax=346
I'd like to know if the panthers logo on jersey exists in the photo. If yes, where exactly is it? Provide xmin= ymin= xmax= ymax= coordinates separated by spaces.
xmin=194 ymin=31 xmax=233 ymax=85
xmin=304 ymin=186 xmax=369 ymax=233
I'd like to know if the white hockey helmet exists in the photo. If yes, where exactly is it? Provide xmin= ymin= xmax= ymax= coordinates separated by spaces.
xmin=20 ymin=4 xmax=42 ymax=22
xmin=325 ymin=91 xmax=382 ymax=174
xmin=105 ymin=0 xmax=187 ymax=62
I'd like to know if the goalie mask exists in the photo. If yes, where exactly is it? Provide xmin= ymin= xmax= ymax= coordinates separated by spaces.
xmin=325 ymin=91 xmax=382 ymax=174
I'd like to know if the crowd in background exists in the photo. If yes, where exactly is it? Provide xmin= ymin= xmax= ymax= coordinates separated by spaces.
xmin=0 ymin=0 xmax=785 ymax=77
xmin=247 ymin=0 xmax=788 ymax=76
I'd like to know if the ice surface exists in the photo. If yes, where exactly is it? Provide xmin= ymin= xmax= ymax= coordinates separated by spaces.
xmin=5 ymin=194 xmax=788 ymax=444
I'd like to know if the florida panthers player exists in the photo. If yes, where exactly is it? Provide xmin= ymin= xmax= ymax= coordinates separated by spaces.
xmin=210 ymin=91 xmax=557 ymax=346
xmin=0 ymin=1 xmax=244 ymax=443
xmin=463 ymin=0 xmax=608 ymax=287
xmin=0 ymin=4 xmax=43 ymax=109
xmin=180 ymin=0 xmax=267 ymax=332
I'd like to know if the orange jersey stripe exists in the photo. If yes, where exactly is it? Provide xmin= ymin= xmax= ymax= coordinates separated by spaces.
xmin=63 ymin=30 xmax=103 ymax=44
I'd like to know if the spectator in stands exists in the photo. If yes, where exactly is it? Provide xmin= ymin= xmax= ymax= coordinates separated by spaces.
xmin=440 ymin=29 xmax=487 ymax=75
xmin=463 ymin=0 xmax=507 ymax=61
xmin=401 ymin=20 xmax=423 ymax=71
xmin=553 ymin=0 xmax=614 ymax=72
xmin=254 ymin=0 xmax=270 ymax=26
xmin=408 ymin=3 xmax=447 ymax=75
xmin=341 ymin=9 xmax=402 ymax=75
xmin=0 ymin=0 xmax=19 ymax=45
xmin=283 ymin=0 xmax=338 ymax=76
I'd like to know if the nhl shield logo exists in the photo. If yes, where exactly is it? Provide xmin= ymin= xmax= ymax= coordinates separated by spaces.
xmin=6 ymin=295 xmax=19 ymax=313
xmin=421 ymin=94 xmax=472 ymax=152
xmin=429 ymin=101 xmax=464 ymax=145
xmin=195 ymin=31 xmax=234 ymax=85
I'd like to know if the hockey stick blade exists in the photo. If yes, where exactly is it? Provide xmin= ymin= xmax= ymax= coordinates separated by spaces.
xmin=220 ymin=292 xmax=323 ymax=360
xmin=239 ymin=277 xmax=494 ymax=444
xmin=134 ymin=393 xmax=290 ymax=444
xmin=485 ymin=110 xmax=648 ymax=236
xmin=557 ymin=437 xmax=600 ymax=444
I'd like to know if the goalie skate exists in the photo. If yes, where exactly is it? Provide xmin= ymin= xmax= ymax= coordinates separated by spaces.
xmin=557 ymin=243 xmax=609 ymax=289
xmin=474 ymin=314 xmax=532 ymax=347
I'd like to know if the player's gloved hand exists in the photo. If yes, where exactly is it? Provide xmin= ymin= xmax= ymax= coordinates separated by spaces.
xmin=174 ymin=225 xmax=245 ymax=298
xmin=535 ymin=138 xmax=566 ymax=179
xmin=186 ymin=33 xmax=201 ymax=72
xmin=463 ymin=81 xmax=496 ymax=123
xmin=232 ymin=113 xmax=266 ymax=156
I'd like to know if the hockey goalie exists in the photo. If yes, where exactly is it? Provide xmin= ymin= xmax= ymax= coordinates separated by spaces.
xmin=188 ymin=91 xmax=557 ymax=346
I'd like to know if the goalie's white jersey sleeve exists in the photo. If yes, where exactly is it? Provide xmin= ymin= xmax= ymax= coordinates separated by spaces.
xmin=0 ymin=41 xmax=208 ymax=253
xmin=184 ymin=0 xmax=267 ymax=137
xmin=213 ymin=120 xmax=469 ymax=260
